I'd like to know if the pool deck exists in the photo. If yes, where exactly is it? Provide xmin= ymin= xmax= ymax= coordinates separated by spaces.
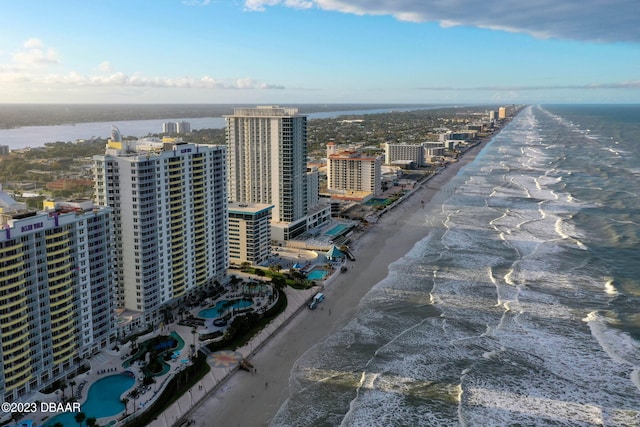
xmin=29 ymin=284 xmax=319 ymax=427
xmin=145 ymin=285 xmax=319 ymax=427
xmin=27 ymin=276 xmax=326 ymax=426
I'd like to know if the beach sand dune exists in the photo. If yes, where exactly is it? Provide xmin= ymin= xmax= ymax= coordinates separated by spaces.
xmin=186 ymin=140 xmax=490 ymax=427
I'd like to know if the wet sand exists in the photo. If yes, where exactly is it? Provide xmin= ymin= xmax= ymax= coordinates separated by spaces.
xmin=189 ymin=139 xmax=491 ymax=427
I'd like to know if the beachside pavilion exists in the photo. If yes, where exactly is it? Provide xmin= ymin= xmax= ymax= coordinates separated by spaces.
xmin=325 ymin=245 xmax=344 ymax=262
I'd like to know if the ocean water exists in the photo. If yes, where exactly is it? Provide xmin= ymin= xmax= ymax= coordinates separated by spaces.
xmin=271 ymin=105 xmax=640 ymax=426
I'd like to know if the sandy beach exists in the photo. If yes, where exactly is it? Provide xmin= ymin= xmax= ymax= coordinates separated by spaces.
xmin=188 ymin=138 xmax=491 ymax=427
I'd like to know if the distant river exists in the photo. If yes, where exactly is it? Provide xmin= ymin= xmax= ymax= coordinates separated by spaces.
xmin=0 ymin=106 xmax=451 ymax=150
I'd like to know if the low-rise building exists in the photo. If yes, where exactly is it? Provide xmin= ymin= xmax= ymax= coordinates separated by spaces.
xmin=383 ymin=143 xmax=425 ymax=166
xmin=228 ymin=202 xmax=273 ymax=266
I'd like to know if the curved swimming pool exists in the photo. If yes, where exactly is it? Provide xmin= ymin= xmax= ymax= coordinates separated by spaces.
xmin=44 ymin=374 xmax=135 ymax=426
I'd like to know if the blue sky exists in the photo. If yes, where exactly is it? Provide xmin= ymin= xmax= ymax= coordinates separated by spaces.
xmin=1 ymin=0 xmax=638 ymax=104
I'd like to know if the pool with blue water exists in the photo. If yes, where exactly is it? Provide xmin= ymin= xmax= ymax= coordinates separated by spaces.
xmin=307 ymin=269 xmax=329 ymax=280
xmin=198 ymin=299 xmax=253 ymax=318
xmin=324 ymin=223 xmax=350 ymax=236
xmin=44 ymin=374 xmax=134 ymax=426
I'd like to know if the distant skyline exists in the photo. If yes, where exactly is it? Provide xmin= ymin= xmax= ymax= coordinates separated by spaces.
xmin=1 ymin=1 xmax=638 ymax=104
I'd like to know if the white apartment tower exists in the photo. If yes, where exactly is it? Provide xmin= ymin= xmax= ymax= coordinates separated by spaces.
xmin=327 ymin=144 xmax=382 ymax=197
xmin=0 ymin=191 xmax=114 ymax=402
xmin=225 ymin=106 xmax=309 ymax=241
xmin=94 ymin=136 xmax=228 ymax=326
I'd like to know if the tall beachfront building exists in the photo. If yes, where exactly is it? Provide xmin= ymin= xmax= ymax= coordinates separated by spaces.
xmin=326 ymin=143 xmax=382 ymax=201
xmin=225 ymin=106 xmax=328 ymax=241
xmin=94 ymin=134 xmax=228 ymax=328
xmin=0 ymin=191 xmax=114 ymax=402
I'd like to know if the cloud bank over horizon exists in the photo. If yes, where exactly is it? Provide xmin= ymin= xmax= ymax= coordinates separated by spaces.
xmin=1 ymin=1 xmax=638 ymax=103
xmin=245 ymin=0 xmax=640 ymax=43
xmin=0 ymin=39 xmax=284 ymax=96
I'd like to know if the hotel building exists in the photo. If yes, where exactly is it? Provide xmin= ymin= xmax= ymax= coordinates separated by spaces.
xmin=94 ymin=132 xmax=228 ymax=327
xmin=225 ymin=106 xmax=330 ymax=242
xmin=0 ymin=191 xmax=114 ymax=402
xmin=383 ymin=143 xmax=426 ymax=167
xmin=326 ymin=143 xmax=382 ymax=201
xmin=228 ymin=202 xmax=273 ymax=266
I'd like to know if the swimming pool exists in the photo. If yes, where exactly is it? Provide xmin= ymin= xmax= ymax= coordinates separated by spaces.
xmin=325 ymin=223 xmax=351 ymax=236
xmin=198 ymin=298 xmax=253 ymax=318
xmin=307 ymin=269 xmax=329 ymax=280
xmin=44 ymin=374 xmax=135 ymax=426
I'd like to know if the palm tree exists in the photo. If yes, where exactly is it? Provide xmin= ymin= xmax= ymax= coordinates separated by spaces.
xmin=86 ymin=417 xmax=98 ymax=427
xmin=60 ymin=380 xmax=67 ymax=399
xmin=129 ymin=389 xmax=140 ymax=413
xmin=191 ymin=328 xmax=197 ymax=358
xmin=69 ymin=380 xmax=76 ymax=399
xmin=74 ymin=411 xmax=86 ymax=427
xmin=121 ymin=397 xmax=129 ymax=416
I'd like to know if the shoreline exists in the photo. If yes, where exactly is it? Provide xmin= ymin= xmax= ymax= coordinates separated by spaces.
xmin=185 ymin=134 xmax=498 ymax=427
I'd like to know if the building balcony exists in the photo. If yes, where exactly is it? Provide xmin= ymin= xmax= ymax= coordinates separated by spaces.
xmin=2 ymin=338 xmax=29 ymax=358
xmin=52 ymin=341 xmax=76 ymax=362
xmin=170 ymin=228 xmax=184 ymax=237
xmin=4 ymin=356 xmax=31 ymax=376
xmin=46 ymin=245 xmax=70 ymax=257
xmin=1 ymin=311 xmax=28 ymax=329
xmin=0 ymin=251 xmax=23 ymax=264
xmin=0 ymin=287 xmax=25 ymax=302
xmin=48 ymin=254 xmax=71 ymax=265
xmin=2 ymin=330 xmax=29 ymax=348
xmin=48 ymin=275 xmax=73 ymax=292
xmin=0 ymin=242 xmax=23 ymax=254
xmin=0 ymin=278 xmax=25 ymax=293
xmin=0 ymin=268 xmax=24 ymax=283
xmin=47 ymin=261 xmax=72 ymax=275
xmin=46 ymin=230 xmax=69 ymax=240
xmin=51 ymin=317 xmax=75 ymax=334
xmin=50 ymin=293 xmax=74 ymax=310
xmin=50 ymin=309 xmax=74 ymax=324
xmin=2 ymin=296 xmax=27 ymax=311
xmin=4 ymin=371 xmax=32 ymax=391
xmin=50 ymin=299 xmax=74 ymax=317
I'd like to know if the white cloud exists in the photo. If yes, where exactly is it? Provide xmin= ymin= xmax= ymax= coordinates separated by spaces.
xmin=245 ymin=0 xmax=640 ymax=43
xmin=98 ymin=61 xmax=112 ymax=73
xmin=23 ymin=38 xmax=45 ymax=49
xmin=245 ymin=0 xmax=312 ymax=11
xmin=0 ymin=39 xmax=284 ymax=93
xmin=182 ymin=0 xmax=213 ymax=6
xmin=417 ymin=82 xmax=640 ymax=91
xmin=12 ymin=38 xmax=59 ymax=68
xmin=244 ymin=0 xmax=280 ymax=12
xmin=0 ymin=68 xmax=284 ymax=91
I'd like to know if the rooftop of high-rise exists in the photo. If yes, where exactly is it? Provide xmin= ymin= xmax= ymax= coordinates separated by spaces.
xmin=226 ymin=105 xmax=302 ymax=117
